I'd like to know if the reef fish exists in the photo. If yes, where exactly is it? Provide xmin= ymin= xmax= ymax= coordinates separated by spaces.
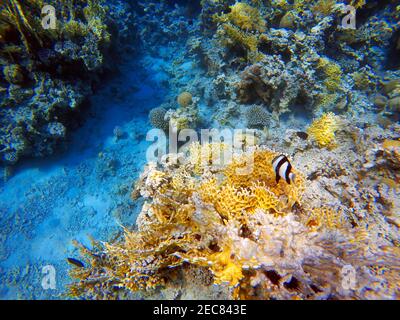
xmin=272 ymin=154 xmax=296 ymax=184
xmin=67 ymin=258 xmax=85 ymax=268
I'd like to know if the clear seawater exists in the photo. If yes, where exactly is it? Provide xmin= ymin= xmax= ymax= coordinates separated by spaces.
xmin=0 ymin=56 xmax=170 ymax=299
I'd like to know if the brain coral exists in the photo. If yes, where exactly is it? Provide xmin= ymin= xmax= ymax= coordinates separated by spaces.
xmin=68 ymin=143 xmax=400 ymax=300
xmin=307 ymin=112 xmax=339 ymax=149
xmin=245 ymin=105 xmax=271 ymax=128
xmin=177 ymin=92 xmax=193 ymax=108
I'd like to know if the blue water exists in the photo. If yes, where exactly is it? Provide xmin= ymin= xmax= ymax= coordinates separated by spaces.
xmin=0 ymin=56 xmax=168 ymax=299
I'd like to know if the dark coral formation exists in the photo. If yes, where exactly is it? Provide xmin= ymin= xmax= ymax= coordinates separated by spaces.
xmin=0 ymin=0 xmax=135 ymax=164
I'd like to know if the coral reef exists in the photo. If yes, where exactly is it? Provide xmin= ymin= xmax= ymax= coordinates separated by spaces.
xmin=132 ymin=0 xmax=200 ymax=56
xmin=69 ymin=144 xmax=400 ymax=300
xmin=0 ymin=0 xmax=135 ymax=164
xmin=307 ymin=112 xmax=339 ymax=149
xmin=213 ymin=2 xmax=265 ymax=61
xmin=150 ymin=94 xmax=200 ymax=132
xmin=177 ymin=91 xmax=193 ymax=108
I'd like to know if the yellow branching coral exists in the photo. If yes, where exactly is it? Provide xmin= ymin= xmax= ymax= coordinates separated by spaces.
xmin=307 ymin=112 xmax=339 ymax=149
xmin=318 ymin=58 xmax=343 ymax=92
xmin=213 ymin=184 xmax=257 ymax=219
xmin=350 ymin=0 xmax=366 ymax=9
xmin=205 ymin=244 xmax=244 ymax=286
xmin=383 ymin=139 xmax=400 ymax=149
xmin=223 ymin=149 xmax=305 ymax=208
xmin=306 ymin=207 xmax=345 ymax=230
xmin=69 ymin=145 xmax=306 ymax=296
xmin=252 ymin=182 xmax=280 ymax=212
xmin=222 ymin=2 xmax=266 ymax=32
xmin=187 ymin=141 xmax=229 ymax=174
xmin=293 ymin=0 xmax=315 ymax=13
xmin=69 ymin=144 xmax=400 ymax=300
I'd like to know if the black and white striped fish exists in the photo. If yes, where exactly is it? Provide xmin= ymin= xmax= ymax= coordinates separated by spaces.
xmin=272 ymin=154 xmax=296 ymax=184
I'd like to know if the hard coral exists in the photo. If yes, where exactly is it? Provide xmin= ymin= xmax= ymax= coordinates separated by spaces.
xmin=237 ymin=64 xmax=270 ymax=104
xmin=245 ymin=105 xmax=271 ymax=129
xmin=69 ymin=144 xmax=400 ymax=299
xmin=177 ymin=91 xmax=193 ymax=108
xmin=3 ymin=64 xmax=25 ymax=84
xmin=218 ymin=2 xmax=266 ymax=33
xmin=312 ymin=0 xmax=337 ymax=16
xmin=219 ymin=23 xmax=258 ymax=53
xmin=279 ymin=11 xmax=297 ymax=29
xmin=69 ymin=137 xmax=400 ymax=300
xmin=149 ymin=107 xmax=169 ymax=132
xmin=0 ymin=0 xmax=132 ymax=164
xmin=213 ymin=2 xmax=266 ymax=61
xmin=307 ymin=112 xmax=339 ymax=149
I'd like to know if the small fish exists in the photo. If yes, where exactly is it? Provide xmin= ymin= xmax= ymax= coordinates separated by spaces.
xmin=296 ymin=131 xmax=308 ymax=140
xmin=67 ymin=257 xmax=85 ymax=268
xmin=272 ymin=154 xmax=296 ymax=184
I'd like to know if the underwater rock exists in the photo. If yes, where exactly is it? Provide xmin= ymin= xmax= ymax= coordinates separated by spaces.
xmin=382 ymin=79 xmax=400 ymax=95
xmin=46 ymin=122 xmax=67 ymax=139
xmin=296 ymin=132 xmax=309 ymax=140
xmin=373 ymin=94 xmax=388 ymax=109
xmin=113 ymin=126 xmax=125 ymax=142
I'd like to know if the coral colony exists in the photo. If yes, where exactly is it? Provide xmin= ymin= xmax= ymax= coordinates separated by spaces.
xmin=0 ymin=0 xmax=400 ymax=300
